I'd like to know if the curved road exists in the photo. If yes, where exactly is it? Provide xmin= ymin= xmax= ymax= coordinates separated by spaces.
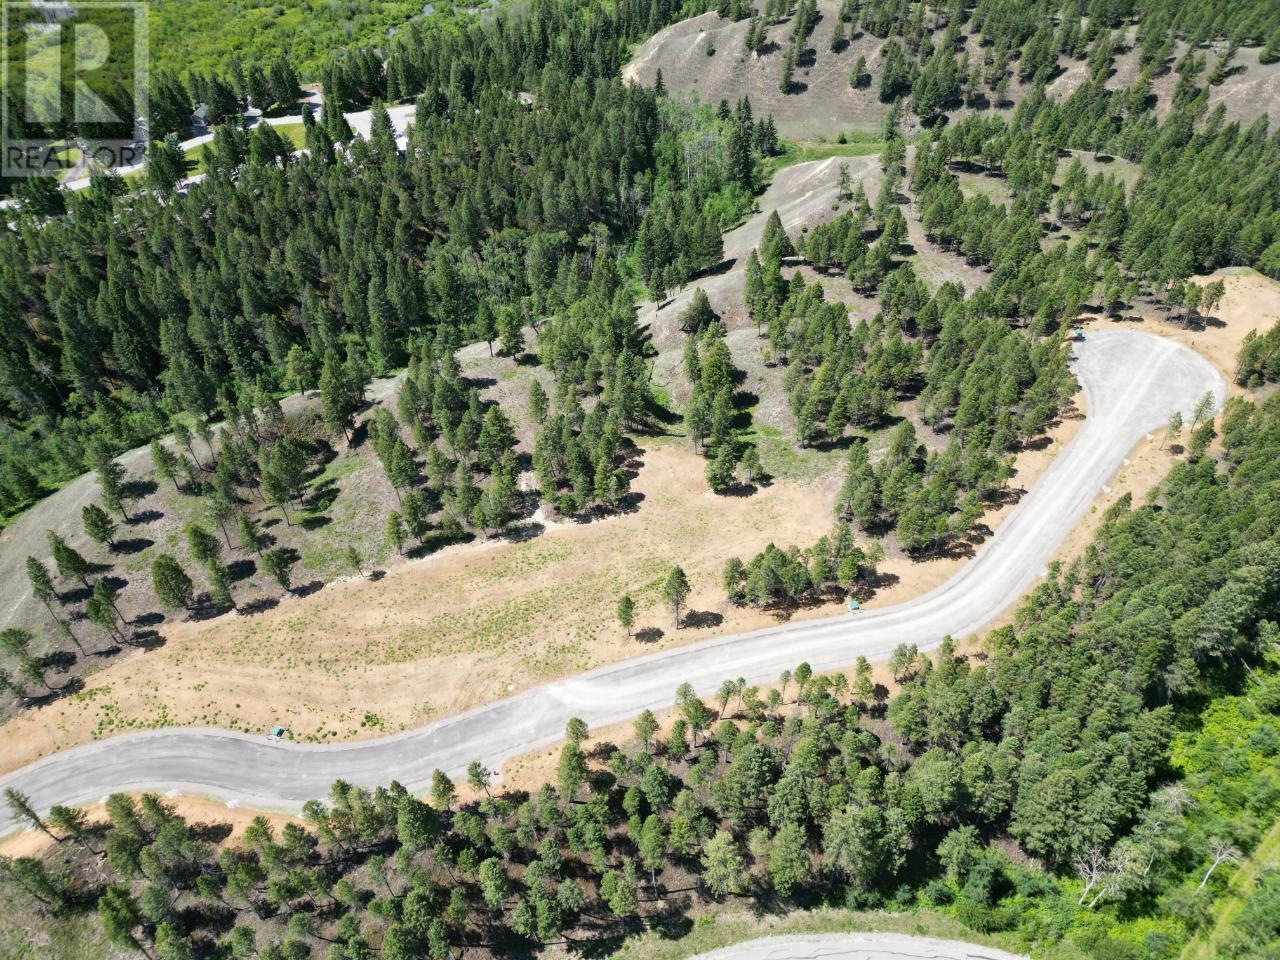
xmin=0 ymin=327 xmax=1224 ymax=833
xmin=687 ymin=932 xmax=1028 ymax=960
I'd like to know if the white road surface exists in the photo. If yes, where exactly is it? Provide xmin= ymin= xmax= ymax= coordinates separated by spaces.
xmin=686 ymin=932 xmax=1029 ymax=960
xmin=0 ymin=326 xmax=1225 ymax=834
xmin=60 ymin=100 xmax=416 ymax=192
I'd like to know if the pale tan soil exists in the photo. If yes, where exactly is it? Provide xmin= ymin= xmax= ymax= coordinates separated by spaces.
xmin=1068 ymin=35 xmax=1280 ymax=129
xmin=0 ymin=445 xmax=830 ymax=772
xmin=488 ymin=409 xmax=1189 ymax=799
xmin=0 ymin=794 xmax=302 ymax=859
xmin=6 ymin=96 xmax=1272 ymax=822
xmin=550 ymin=906 xmax=1029 ymax=960
xmin=1126 ymin=269 xmax=1280 ymax=394
xmin=9 ymin=169 xmax=1265 ymax=784
xmin=0 ymin=374 xmax=408 ymax=727
xmin=624 ymin=6 xmax=964 ymax=139
xmin=158 ymin=406 xmax=1167 ymax=809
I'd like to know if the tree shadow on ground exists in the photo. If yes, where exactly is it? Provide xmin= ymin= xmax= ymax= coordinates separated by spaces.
xmin=22 ymin=676 xmax=84 ymax=708
xmin=682 ymin=610 xmax=723 ymax=629
xmin=635 ymin=626 xmax=665 ymax=644
xmin=189 ymin=598 xmax=233 ymax=622
xmin=190 ymin=820 xmax=233 ymax=844
xmin=42 ymin=650 xmax=77 ymax=672
xmin=305 ymin=475 xmax=340 ymax=512
xmin=123 ymin=478 xmax=158 ymax=500
xmin=129 ymin=628 xmax=167 ymax=651
xmin=863 ymin=568 xmax=900 ymax=595
xmin=493 ymin=522 xmax=545 ymax=544
xmin=58 ymin=584 xmax=96 ymax=605
xmin=405 ymin=530 xmax=473 ymax=560
xmin=299 ymin=513 xmax=332 ymax=531
xmin=238 ymin=596 xmax=280 ymax=616
xmin=113 ymin=537 xmax=153 ymax=555
xmin=227 ymin=559 xmax=257 ymax=583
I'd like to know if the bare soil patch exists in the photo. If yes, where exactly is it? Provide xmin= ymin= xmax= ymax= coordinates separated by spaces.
xmin=0 ymin=445 xmax=835 ymax=771
xmin=1117 ymin=269 xmax=1280 ymax=392
xmin=0 ymin=376 xmax=408 ymax=723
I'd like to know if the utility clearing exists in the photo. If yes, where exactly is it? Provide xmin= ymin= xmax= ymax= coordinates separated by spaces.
xmin=1 ymin=140 xmax=1275 ymax=777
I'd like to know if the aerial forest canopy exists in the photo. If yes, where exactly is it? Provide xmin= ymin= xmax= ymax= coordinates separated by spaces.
xmin=1 ymin=0 xmax=1279 ymax=526
xmin=0 ymin=0 xmax=751 ymax=523
xmin=4 ymin=0 xmax=1280 ymax=957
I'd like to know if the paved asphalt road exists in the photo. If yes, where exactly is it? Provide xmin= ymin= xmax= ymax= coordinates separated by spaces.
xmin=687 ymin=932 xmax=1028 ymax=960
xmin=0 ymin=328 xmax=1224 ymax=833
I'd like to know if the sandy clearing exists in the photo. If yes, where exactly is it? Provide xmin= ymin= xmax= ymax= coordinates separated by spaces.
xmin=0 ymin=330 xmax=1224 ymax=833
xmin=162 ymin=404 xmax=1165 ymax=812
xmin=685 ymin=932 xmax=1028 ymax=960
xmin=1128 ymin=269 xmax=1280 ymax=393
xmin=0 ymin=444 xmax=833 ymax=772
xmin=464 ymin=409 xmax=1188 ymax=800
xmin=0 ymin=793 xmax=302 ymax=859
xmin=5 ymin=162 xmax=1262 ymax=781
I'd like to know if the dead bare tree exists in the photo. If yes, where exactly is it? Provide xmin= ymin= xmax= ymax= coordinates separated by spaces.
xmin=1073 ymin=846 xmax=1109 ymax=907
xmin=1073 ymin=843 xmax=1144 ymax=909
xmin=1197 ymin=838 xmax=1242 ymax=890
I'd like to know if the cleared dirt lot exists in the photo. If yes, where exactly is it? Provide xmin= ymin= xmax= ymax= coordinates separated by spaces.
xmin=3 ymin=121 xmax=1275 ymax=787
xmin=1133 ymin=268 xmax=1280 ymax=392
xmin=0 ymin=152 xmax=1073 ymax=772
xmin=0 ymin=442 xmax=829 ymax=770
xmin=0 ymin=378 xmax=1096 ymax=776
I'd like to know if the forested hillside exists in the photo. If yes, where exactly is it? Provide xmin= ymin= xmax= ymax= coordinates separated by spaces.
xmin=0 ymin=0 xmax=744 ymax=524
xmin=6 ymin=0 xmax=1280 ymax=526
xmin=4 ymin=0 xmax=1280 ymax=955
xmin=628 ymin=0 xmax=1280 ymax=145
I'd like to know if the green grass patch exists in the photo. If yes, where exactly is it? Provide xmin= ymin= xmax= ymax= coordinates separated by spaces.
xmin=274 ymin=122 xmax=307 ymax=150
xmin=0 ymin=909 xmax=116 ymax=960
xmin=759 ymin=135 xmax=885 ymax=183
xmin=183 ymin=141 xmax=209 ymax=175
xmin=183 ymin=122 xmax=306 ymax=176
xmin=647 ymin=380 xmax=676 ymax=419
xmin=749 ymin=424 xmax=844 ymax=483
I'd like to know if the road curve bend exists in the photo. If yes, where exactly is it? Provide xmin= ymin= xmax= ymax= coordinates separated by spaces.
xmin=686 ymin=932 xmax=1029 ymax=960
xmin=0 ymin=329 xmax=1224 ymax=834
